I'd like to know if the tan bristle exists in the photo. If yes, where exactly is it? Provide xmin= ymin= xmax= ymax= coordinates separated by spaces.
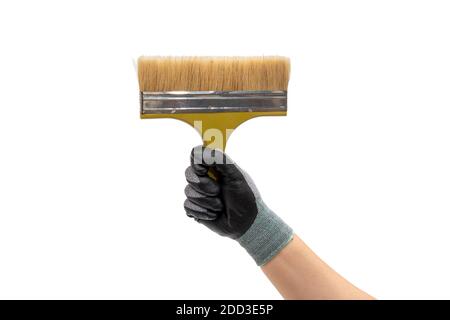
xmin=138 ymin=56 xmax=290 ymax=92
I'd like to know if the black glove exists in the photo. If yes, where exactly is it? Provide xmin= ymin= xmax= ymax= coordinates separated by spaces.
xmin=184 ymin=146 xmax=293 ymax=266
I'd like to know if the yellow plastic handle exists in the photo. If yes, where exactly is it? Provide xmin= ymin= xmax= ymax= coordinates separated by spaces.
xmin=141 ymin=110 xmax=287 ymax=181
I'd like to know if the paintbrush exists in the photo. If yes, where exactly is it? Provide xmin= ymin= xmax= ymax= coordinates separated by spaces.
xmin=138 ymin=56 xmax=290 ymax=151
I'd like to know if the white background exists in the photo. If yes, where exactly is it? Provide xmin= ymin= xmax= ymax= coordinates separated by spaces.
xmin=0 ymin=0 xmax=449 ymax=299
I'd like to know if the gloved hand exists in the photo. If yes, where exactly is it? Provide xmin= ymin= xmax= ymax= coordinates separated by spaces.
xmin=184 ymin=146 xmax=294 ymax=266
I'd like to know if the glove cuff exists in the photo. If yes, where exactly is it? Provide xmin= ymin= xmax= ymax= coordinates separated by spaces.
xmin=237 ymin=202 xmax=294 ymax=266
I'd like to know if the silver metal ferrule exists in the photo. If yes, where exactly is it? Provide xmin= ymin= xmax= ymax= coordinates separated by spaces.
xmin=140 ymin=91 xmax=287 ymax=114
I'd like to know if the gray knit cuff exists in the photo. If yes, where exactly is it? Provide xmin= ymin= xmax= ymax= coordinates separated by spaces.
xmin=237 ymin=202 xmax=294 ymax=266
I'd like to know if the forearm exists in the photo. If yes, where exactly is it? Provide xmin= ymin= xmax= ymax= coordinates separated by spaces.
xmin=184 ymin=147 xmax=372 ymax=300
xmin=261 ymin=234 xmax=374 ymax=300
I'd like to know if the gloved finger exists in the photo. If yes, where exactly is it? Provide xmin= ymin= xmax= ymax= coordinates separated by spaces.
xmin=184 ymin=185 xmax=223 ymax=212
xmin=185 ymin=166 xmax=220 ymax=196
xmin=191 ymin=146 xmax=242 ymax=180
xmin=184 ymin=199 xmax=219 ymax=221
xmin=190 ymin=146 xmax=209 ymax=175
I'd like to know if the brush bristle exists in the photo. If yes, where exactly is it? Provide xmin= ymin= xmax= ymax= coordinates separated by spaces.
xmin=138 ymin=56 xmax=290 ymax=92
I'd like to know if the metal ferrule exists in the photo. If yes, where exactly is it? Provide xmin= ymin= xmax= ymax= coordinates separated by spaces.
xmin=140 ymin=91 xmax=287 ymax=114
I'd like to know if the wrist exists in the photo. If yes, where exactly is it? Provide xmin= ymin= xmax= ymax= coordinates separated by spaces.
xmin=237 ymin=202 xmax=294 ymax=266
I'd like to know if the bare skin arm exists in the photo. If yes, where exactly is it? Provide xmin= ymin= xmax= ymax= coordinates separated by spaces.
xmin=185 ymin=147 xmax=373 ymax=299
xmin=261 ymin=235 xmax=374 ymax=300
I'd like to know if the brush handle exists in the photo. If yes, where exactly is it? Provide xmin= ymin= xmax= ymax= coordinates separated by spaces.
xmin=207 ymin=168 xmax=219 ymax=181
xmin=204 ymin=141 xmax=220 ymax=181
